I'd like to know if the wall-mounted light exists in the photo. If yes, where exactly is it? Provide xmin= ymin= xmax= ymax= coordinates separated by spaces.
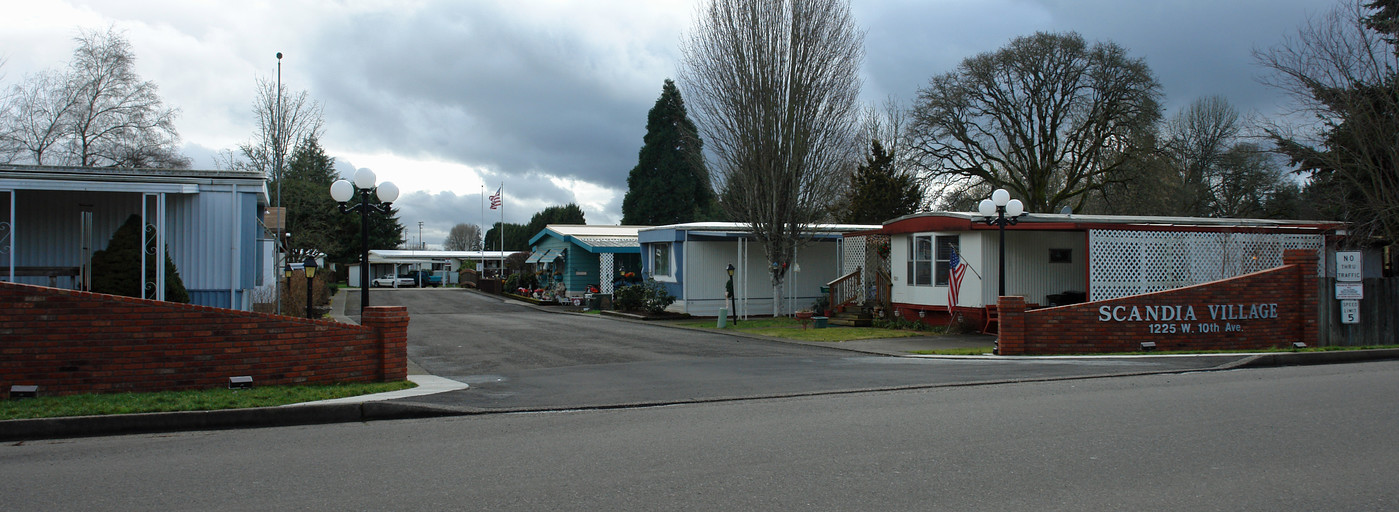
xmin=10 ymin=385 xmax=37 ymax=399
xmin=228 ymin=376 xmax=253 ymax=390
xmin=1140 ymin=342 xmax=1157 ymax=352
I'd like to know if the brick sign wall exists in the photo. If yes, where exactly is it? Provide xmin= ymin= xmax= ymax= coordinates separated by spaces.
xmin=997 ymin=250 xmax=1318 ymax=355
xmin=0 ymin=281 xmax=408 ymax=398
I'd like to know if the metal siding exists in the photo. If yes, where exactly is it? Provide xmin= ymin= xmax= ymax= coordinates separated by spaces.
xmin=240 ymin=192 xmax=260 ymax=289
xmin=188 ymin=289 xmax=233 ymax=309
xmin=168 ymin=191 xmax=234 ymax=291
xmin=686 ymin=239 xmax=839 ymax=316
xmin=980 ymin=230 xmax=1086 ymax=306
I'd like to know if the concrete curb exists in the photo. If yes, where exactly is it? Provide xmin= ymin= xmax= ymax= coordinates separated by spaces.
xmin=0 ymin=401 xmax=459 ymax=442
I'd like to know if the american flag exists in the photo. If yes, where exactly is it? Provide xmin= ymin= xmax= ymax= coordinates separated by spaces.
xmin=489 ymin=186 xmax=502 ymax=210
xmin=947 ymin=248 xmax=967 ymax=315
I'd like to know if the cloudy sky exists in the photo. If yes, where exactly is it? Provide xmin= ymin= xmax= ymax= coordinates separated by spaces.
xmin=1 ymin=0 xmax=1337 ymax=247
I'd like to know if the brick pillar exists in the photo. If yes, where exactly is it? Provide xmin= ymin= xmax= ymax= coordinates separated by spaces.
xmin=996 ymin=296 xmax=1027 ymax=355
xmin=1283 ymin=249 xmax=1319 ymax=346
xmin=362 ymin=306 xmax=409 ymax=381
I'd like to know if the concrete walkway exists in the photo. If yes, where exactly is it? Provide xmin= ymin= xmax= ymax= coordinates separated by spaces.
xmin=326 ymin=287 xmax=462 ymax=397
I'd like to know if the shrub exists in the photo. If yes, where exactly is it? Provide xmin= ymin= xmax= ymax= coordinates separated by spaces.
xmin=614 ymin=278 xmax=675 ymax=314
xmin=503 ymin=272 xmax=538 ymax=294
xmin=91 ymin=214 xmax=190 ymax=303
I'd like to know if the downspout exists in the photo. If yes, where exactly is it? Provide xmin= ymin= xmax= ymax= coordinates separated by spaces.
xmin=231 ymin=184 xmax=239 ymax=309
xmin=682 ymin=230 xmax=688 ymax=312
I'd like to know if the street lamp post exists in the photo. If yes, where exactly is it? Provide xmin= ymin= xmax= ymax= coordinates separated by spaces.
xmin=726 ymin=263 xmax=738 ymax=326
xmin=330 ymin=168 xmax=399 ymax=316
xmin=303 ymin=256 xmax=318 ymax=319
xmin=978 ymin=188 xmax=1026 ymax=298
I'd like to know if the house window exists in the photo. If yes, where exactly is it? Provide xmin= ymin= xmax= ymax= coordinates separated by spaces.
xmin=652 ymin=243 xmax=672 ymax=277
xmin=935 ymin=236 xmax=959 ymax=286
xmin=908 ymin=235 xmax=959 ymax=286
xmin=908 ymin=235 xmax=933 ymax=286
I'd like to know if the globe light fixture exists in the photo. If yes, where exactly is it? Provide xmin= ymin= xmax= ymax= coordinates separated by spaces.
xmin=980 ymin=188 xmax=1028 ymax=297
xmin=330 ymin=172 xmax=398 ymax=316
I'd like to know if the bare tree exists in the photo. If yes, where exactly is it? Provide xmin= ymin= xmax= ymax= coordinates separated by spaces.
xmin=63 ymin=27 xmax=185 ymax=168
xmin=1 ymin=71 xmax=74 ymax=165
xmin=227 ymin=76 xmax=324 ymax=181
xmin=908 ymin=31 xmax=1162 ymax=213
xmin=1256 ymin=0 xmax=1399 ymax=242
xmin=1162 ymin=96 xmax=1240 ymax=216
xmin=681 ymin=0 xmax=863 ymax=315
xmin=0 ymin=27 xmax=187 ymax=168
xmin=444 ymin=223 xmax=482 ymax=251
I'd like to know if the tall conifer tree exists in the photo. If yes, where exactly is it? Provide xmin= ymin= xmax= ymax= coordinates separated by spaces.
xmin=621 ymin=79 xmax=714 ymax=225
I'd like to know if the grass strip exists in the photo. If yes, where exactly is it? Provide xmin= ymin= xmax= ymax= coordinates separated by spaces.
xmin=912 ymin=344 xmax=1399 ymax=357
xmin=674 ymin=317 xmax=925 ymax=342
xmin=0 ymin=380 xmax=416 ymax=421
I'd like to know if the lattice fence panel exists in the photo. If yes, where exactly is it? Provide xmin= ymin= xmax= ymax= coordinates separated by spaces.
xmin=600 ymin=252 xmax=615 ymax=294
xmin=842 ymin=235 xmax=866 ymax=278
xmin=1089 ymin=230 xmax=1322 ymax=301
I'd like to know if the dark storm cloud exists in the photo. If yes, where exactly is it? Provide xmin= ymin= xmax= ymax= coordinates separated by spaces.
xmin=302 ymin=2 xmax=657 ymax=193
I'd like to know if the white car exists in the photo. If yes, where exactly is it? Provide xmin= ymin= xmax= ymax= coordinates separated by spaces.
xmin=371 ymin=276 xmax=417 ymax=288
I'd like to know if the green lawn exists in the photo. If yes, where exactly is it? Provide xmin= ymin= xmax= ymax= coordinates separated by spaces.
xmin=0 ymin=380 xmax=416 ymax=421
xmin=911 ymin=344 xmax=1399 ymax=357
xmin=674 ymin=316 xmax=926 ymax=342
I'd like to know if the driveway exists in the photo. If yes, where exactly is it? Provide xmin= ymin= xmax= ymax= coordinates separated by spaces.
xmin=348 ymin=289 xmax=1246 ymax=411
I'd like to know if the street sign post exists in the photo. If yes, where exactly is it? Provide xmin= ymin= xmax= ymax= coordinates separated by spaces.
xmin=1340 ymin=299 xmax=1360 ymax=324
xmin=1335 ymin=282 xmax=1364 ymax=300
xmin=1336 ymin=251 xmax=1362 ymax=281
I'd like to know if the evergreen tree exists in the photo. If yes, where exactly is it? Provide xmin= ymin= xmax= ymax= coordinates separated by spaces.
xmin=275 ymin=136 xmax=345 ymax=260
xmin=484 ymin=222 xmax=531 ymax=251
xmin=838 ymin=140 xmax=924 ymax=224
xmin=525 ymin=203 xmax=586 ymax=239
xmin=91 ymin=215 xmax=190 ymax=303
xmin=621 ymin=79 xmax=715 ymax=225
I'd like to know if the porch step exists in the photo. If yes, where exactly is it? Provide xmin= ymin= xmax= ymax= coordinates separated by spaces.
xmin=827 ymin=313 xmax=872 ymax=327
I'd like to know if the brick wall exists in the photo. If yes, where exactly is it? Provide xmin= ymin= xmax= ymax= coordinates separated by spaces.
xmin=0 ymin=281 xmax=408 ymax=398
xmin=997 ymin=250 xmax=1318 ymax=355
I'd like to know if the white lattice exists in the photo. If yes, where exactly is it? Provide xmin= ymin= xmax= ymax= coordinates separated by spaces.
xmin=1088 ymin=230 xmax=1322 ymax=301
xmin=600 ymin=252 xmax=615 ymax=294
xmin=842 ymin=235 xmax=866 ymax=277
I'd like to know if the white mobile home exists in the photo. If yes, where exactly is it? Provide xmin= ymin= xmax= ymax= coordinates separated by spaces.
xmin=639 ymin=222 xmax=879 ymax=317
xmin=845 ymin=212 xmax=1342 ymax=329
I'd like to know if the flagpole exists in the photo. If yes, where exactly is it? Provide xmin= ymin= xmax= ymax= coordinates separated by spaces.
xmin=480 ymin=183 xmax=484 ymax=251
xmin=499 ymin=182 xmax=505 ymax=276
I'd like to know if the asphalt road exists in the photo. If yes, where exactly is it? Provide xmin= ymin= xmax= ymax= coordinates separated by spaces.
xmin=349 ymin=289 xmax=1242 ymax=411
xmin=5 ymin=361 xmax=1396 ymax=511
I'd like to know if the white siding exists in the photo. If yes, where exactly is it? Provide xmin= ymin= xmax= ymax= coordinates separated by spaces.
xmin=674 ymin=239 xmax=842 ymax=317
xmin=978 ymin=230 xmax=1087 ymax=306
xmin=891 ymin=230 xmax=1086 ymax=308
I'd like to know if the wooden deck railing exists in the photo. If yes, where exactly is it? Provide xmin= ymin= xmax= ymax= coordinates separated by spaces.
xmin=827 ymin=267 xmax=861 ymax=314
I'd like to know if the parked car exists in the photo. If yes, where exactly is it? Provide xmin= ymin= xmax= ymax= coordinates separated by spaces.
xmin=407 ymin=270 xmax=443 ymax=287
xmin=371 ymin=275 xmax=417 ymax=288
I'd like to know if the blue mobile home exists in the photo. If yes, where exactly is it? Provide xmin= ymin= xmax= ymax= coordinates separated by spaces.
xmin=0 ymin=165 xmax=269 ymax=310
xmin=525 ymin=225 xmax=643 ymax=297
